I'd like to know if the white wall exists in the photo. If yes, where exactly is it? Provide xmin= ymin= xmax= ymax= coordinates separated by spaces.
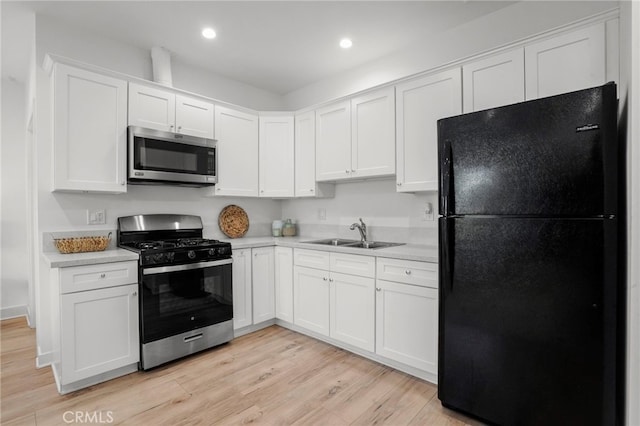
xmin=283 ymin=1 xmax=618 ymax=109
xmin=281 ymin=179 xmax=438 ymax=245
xmin=32 ymin=14 xmax=284 ymax=364
xmin=1 ymin=78 xmax=30 ymax=319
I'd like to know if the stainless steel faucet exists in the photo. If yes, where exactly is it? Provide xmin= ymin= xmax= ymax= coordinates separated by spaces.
xmin=350 ymin=218 xmax=367 ymax=242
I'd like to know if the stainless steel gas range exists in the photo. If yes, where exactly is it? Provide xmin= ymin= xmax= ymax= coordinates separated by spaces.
xmin=117 ymin=214 xmax=233 ymax=370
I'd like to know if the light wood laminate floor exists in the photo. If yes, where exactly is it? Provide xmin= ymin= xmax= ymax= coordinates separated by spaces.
xmin=1 ymin=317 xmax=481 ymax=425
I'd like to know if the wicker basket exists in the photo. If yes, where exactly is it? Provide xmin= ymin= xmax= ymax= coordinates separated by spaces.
xmin=54 ymin=233 xmax=112 ymax=254
xmin=218 ymin=205 xmax=249 ymax=238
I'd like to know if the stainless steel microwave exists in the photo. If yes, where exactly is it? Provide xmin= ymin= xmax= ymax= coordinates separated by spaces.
xmin=128 ymin=126 xmax=217 ymax=186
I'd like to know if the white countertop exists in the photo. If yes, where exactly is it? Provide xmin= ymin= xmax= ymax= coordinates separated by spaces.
xmin=222 ymin=236 xmax=438 ymax=263
xmin=42 ymin=248 xmax=139 ymax=268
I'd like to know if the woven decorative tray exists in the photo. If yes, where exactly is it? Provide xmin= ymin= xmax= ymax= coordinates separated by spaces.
xmin=54 ymin=233 xmax=112 ymax=254
xmin=219 ymin=205 xmax=249 ymax=238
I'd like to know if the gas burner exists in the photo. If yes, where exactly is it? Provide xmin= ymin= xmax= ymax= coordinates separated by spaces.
xmin=136 ymin=241 xmax=164 ymax=250
xmin=175 ymin=238 xmax=220 ymax=247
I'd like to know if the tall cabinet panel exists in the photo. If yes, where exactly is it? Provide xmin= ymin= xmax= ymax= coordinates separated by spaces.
xmin=214 ymin=106 xmax=259 ymax=197
xmin=52 ymin=64 xmax=128 ymax=193
xmin=463 ymin=49 xmax=525 ymax=113
xmin=350 ymin=87 xmax=396 ymax=178
xmin=232 ymin=248 xmax=253 ymax=330
xmin=395 ymin=68 xmax=462 ymax=192
xmin=252 ymin=247 xmax=275 ymax=324
xmin=259 ymin=115 xmax=294 ymax=197
xmin=315 ymin=101 xmax=351 ymax=181
xmin=525 ymin=23 xmax=605 ymax=100
xmin=274 ymin=247 xmax=294 ymax=323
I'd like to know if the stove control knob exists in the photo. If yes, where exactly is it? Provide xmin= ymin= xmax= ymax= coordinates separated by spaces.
xmin=208 ymin=248 xmax=216 ymax=257
xmin=188 ymin=250 xmax=196 ymax=260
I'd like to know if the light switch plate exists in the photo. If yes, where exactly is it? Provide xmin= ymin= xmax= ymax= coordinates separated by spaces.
xmin=87 ymin=209 xmax=106 ymax=225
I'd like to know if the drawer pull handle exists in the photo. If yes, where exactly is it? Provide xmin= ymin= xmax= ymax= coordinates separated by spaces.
xmin=100 ymin=273 xmax=106 ymax=278
xmin=184 ymin=333 xmax=203 ymax=343
xmin=405 ymin=270 xmax=412 ymax=275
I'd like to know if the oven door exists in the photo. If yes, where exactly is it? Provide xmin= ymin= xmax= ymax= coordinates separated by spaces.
xmin=140 ymin=259 xmax=232 ymax=344
xmin=128 ymin=126 xmax=217 ymax=185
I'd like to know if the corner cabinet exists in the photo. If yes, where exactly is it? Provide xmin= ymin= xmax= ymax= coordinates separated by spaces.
xmin=259 ymin=115 xmax=294 ymax=197
xmin=50 ymin=261 xmax=139 ymax=394
xmin=294 ymin=111 xmax=335 ymax=198
xmin=51 ymin=63 xmax=128 ymax=193
xmin=128 ymin=82 xmax=214 ymax=139
xmin=214 ymin=106 xmax=259 ymax=197
xmin=395 ymin=68 xmax=462 ymax=192
xmin=315 ymin=86 xmax=395 ymax=182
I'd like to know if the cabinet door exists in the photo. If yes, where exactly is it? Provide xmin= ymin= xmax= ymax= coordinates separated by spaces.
xmin=330 ymin=272 xmax=375 ymax=352
xmin=525 ymin=23 xmax=605 ymax=100
xmin=175 ymin=94 xmax=214 ymax=139
xmin=395 ymin=68 xmax=462 ymax=192
xmin=259 ymin=115 xmax=294 ymax=197
xmin=274 ymin=247 xmax=294 ymax=323
xmin=252 ymin=247 xmax=275 ymax=324
xmin=375 ymin=280 xmax=438 ymax=374
xmin=293 ymin=266 xmax=330 ymax=336
xmin=351 ymin=87 xmax=395 ymax=178
xmin=463 ymin=48 xmax=525 ymax=113
xmin=295 ymin=111 xmax=318 ymax=196
xmin=214 ymin=106 xmax=259 ymax=197
xmin=128 ymin=83 xmax=176 ymax=132
xmin=232 ymin=248 xmax=252 ymax=329
xmin=60 ymin=284 xmax=139 ymax=384
xmin=53 ymin=64 xmax=127 ymax=193
xmin=315 ymin=100 xmax=352 ymax=181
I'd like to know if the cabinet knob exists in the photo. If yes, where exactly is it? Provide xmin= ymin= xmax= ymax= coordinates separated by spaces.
xmin=178 ymin=126 xmax=182 ymax=131
xmin=132 ymin=291 xmax=137 ymax=297
xmin=100 ymin=273 xmax=106 ymax=278
xmin=329 ymin=278 xmax=334 ymax=283
xmin=170 ymin=125 xmax=174 ymax=129
xmin=405 ymin=270 xmax=412 ymax=275
xmin=323 ymin=277 xmax=328 ymax=281
xmin=376 ymin=288 xmax=381 ymax=292
xmin=397 ymin=182 xmax=402 ymax=186
xmin=345 ymin=170 xmax=350 ymax=174
xmin=260 ymin=190 xmax=264 ymax=193
xmin=310 ymin=189 xmax=314 ymax=192
xmin=121 ymin=181 xmax=125 ymax=185
xmin=351 ymin=169 xmax=355 ymax=173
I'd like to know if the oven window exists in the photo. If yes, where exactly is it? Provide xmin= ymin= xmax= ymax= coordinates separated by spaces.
xmin=140 ymin=263 xmax=232 ymax=343
xmin=134 ymin=136 xmax=214 ymax=175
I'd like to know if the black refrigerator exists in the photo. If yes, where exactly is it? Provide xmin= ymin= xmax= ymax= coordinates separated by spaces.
xmin=437 ymin=83 xmax=623 ymax=426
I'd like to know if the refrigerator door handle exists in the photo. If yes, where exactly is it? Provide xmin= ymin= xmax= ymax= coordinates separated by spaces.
xmin=441 ymin=219 xmax=454 ymax=291
xmin=440 ymin=144 xmax=453 ymax=215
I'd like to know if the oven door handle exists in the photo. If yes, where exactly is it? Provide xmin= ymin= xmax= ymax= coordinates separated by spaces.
xmin=142 ymin=258 xmax=233 ymax=275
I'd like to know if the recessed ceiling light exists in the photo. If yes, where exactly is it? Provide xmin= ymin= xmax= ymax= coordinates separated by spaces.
xmin=339 ymin=38 xmax=353 ymax=49
xmin=202 ymin=28 xmax=217 ymax=40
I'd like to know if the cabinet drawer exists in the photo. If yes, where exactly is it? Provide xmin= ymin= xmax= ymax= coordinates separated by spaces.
xmin=294 ymin=248 xmax=331 ymax=270
xmin=60 ymin=261 xmax=138 ymax=294
xmin=330 ymin=253 xmax=375 ymax=278
xmin=376 ymin=258 xmax=437 ymax=288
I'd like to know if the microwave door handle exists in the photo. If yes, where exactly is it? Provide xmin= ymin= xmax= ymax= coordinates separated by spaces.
xmin=143 ymin=258 xmax=233 ymax=275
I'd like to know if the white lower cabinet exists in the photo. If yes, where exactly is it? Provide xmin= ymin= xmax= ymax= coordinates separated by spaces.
xmin=375 ymin=257 xmax=439 ymax=375
xmin=293 ymin=249 xmax=375 ymax=352
xmin=232 ymin=248 xmax=253 ymax=329
xmin=51 ymin=261 xmax=139 ymax=394
xmin=252 ymin=247 xmax=275 ymax=323
xmin=274 ymin=247 xmax=294 ymax=323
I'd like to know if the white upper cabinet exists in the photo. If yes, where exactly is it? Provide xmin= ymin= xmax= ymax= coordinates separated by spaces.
xmin=350 ymin=87 xmax=396 ymax=178
xmin=259 ymin=115 xmax=294 ymax=197
xmin=315 ymin=100 xmax=352 ymax=181
xmin=316 ymin=87 xmax=395 ymax=182
xmin=214 ymin=106 xmax=259 ymax=197
xmin=52 ymin=63 xmax=128 ymax=193
xmin=463 ymin=48 xmax=525 ymax=113
xmin=395 ymin=68 xmax=462 ymax=192
xmin=294 ymin=111 xmax=334 ymax=198
xmin=174 ymin=94 xmax=215 ymax=139
xmin=525 ymin=23 xmax=606 ymax=100
xmin=128 ymin=83 xmax=214 ymax=138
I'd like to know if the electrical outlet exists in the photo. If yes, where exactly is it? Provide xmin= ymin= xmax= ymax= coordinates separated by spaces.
xmin=318 ymin=208 xmax=326 ymax=221
xmin=87 ymin=209 xmax=106 ymax=225
xmin=422 ymin=203 xmax=434 ymax=221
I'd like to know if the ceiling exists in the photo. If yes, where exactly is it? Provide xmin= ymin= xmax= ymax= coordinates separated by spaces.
xmin=2 ymin=1 xmax=517 ymax=95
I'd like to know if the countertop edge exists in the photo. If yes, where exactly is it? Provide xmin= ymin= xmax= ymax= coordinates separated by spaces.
xmin=43 ymin=249 xmax=139 ymax=268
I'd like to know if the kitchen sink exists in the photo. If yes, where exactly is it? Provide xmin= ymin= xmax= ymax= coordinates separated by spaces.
xmin=303 ymin=238 xmax=360 ymax=246
xmin=303 ymin=239 xmax=404 ymax=250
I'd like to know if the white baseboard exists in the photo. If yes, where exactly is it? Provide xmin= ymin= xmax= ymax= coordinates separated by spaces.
xmin=36 ymin=348 xmax=53 ymax=368
xmin=0 ymin=304 xmax=27 ymax=321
